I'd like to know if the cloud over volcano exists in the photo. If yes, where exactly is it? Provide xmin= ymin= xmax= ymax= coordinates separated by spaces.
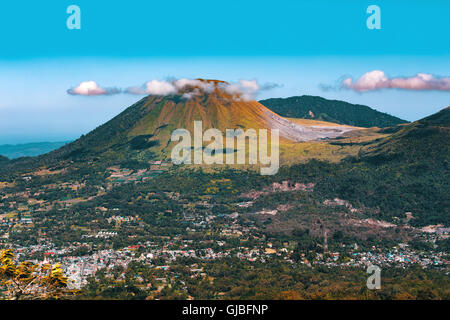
xmin=68 ymin=78 xmax=281 ymax=100
xmin=125 ymin=78 xmax=270 ymax=100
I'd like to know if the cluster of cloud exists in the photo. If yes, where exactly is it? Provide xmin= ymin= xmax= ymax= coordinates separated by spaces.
xmin=125 ymin=78 xmax=216 ymax=98
xmin=126 ymin=78 xmax=279 ymax=101
xmin=220 ymin=79 xmax=261 ymax=101
xmin=67 ymin=79 xmax=282 ymax=100
xmin=67 ymin=81 xmax=120 ymax=96
xmin=341 ymin=70 xmax=450 ymax=92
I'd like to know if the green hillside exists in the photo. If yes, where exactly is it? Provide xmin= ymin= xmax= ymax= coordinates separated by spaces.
xmin=270 ymin=106 xmax=449 ymax=227
xmin=329 ymin=106 xmax=449 ymax=226
xmin=360 ymin=106 xmax=449 ymax=164
xmin=260 ymin=95 xmax=407 ymax=128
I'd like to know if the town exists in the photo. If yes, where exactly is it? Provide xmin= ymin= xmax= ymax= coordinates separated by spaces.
xmin=1 ymin=160 xmax=449 ymax=299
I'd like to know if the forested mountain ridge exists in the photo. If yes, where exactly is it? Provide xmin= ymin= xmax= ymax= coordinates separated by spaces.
xmin=260 ymin=95 xmax=407 ymax=128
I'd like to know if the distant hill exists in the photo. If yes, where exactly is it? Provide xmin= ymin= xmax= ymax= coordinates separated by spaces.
xmin=0 ymin=141 xmax=70 ymax=159
xmin=259 ymin=95 xmax=407 ymax=128
xmin=0 ymin=155 xmax=8 ymax=162
xmin=360 ymin=106 xmax=450 ymax=163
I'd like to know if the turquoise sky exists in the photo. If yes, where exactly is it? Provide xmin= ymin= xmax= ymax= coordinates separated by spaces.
xmin=0 ymin=1 xmax=449 ymax=144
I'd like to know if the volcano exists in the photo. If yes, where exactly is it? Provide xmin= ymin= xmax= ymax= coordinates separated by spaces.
xmin=29 ymin=79 xmax=357 ymax=165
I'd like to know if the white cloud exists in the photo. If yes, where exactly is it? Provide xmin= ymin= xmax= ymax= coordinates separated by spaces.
xmin=342 ymin=70 xmax=450 ymax=92
xmin=181 ymin=92 xmax=196 ymax=100
xmin=144 ymin=80 xmax=177 ymax=95
xmin=174 ymin=78 xmax=215 ymax=93
xmin=71 ymin=78 xmax=282 ymax=100
xmin=67 ymin=81 xmax=120 ymax=96
xmin=221 ymin=79 xmax=261 ymax=101
xmin=126 ymin=80 xmax=177 ymax=95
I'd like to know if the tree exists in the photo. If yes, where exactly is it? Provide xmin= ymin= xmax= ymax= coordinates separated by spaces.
xmin=0 ymin=249 xmax=75 ymax=300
